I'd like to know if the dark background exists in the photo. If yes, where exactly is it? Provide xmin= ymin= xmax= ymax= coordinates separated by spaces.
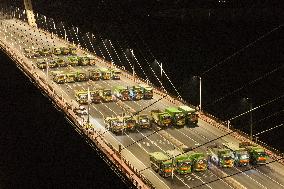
xmin=0 ymin=0 xmax=283 ymax=188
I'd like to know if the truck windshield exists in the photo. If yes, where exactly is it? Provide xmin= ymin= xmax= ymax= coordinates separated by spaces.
xmin=258 ymin=152 xmax=267 ymax=157
xmin=240 ymin=154 xmax=249 ymax=160
xmin=104 ymin=91 xmax=111 ymax=96
xmin=163 ymin=163 xmax=172 ymax=168
xmin=176 ymin=114 xmax=184 ymax=119
xmin=140 ymin=118 xmax=149 ymax=123
xmin=113 ymin=121 xmax=123 ymax=127
xmin=223 ymin=156 xmax=233 ymax=161
xmin=177 ymin=161 xmax=191 ymax=167
xmin=80 ymin=94 xmax=87 ymax=99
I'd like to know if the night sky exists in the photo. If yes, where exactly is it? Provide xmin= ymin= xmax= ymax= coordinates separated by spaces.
xmin=0 ymin=0 xmax=283 ymax=188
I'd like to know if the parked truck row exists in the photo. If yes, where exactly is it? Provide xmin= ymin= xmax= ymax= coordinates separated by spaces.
xmin=104 ymin=114 xmax=151 ymax=133
xmin=149 ymin=149 xmax=208 ymax=178
xmin=151 ymin=142 xmax=268 ymax=178
xmin=24 ymin=45 xmax=78 ymax=58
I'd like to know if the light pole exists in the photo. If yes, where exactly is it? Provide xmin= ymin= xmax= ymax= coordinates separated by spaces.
xmin=245 ymin=97 xmax=253 ymax=141
xmin=194 ymin=76 xmax=202 ymax=111
xmin=130 ymin=49 xmax=135 ymax=77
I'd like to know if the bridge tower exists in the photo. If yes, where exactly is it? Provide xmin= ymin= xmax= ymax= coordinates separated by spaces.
xmin=23 ymin=0 xmax=37 ymax=27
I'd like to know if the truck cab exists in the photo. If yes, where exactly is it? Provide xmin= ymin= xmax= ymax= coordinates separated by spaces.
xmin=89 ymin=69 xmax=101 ymax=81
xmin=165 ymin=107 xmax=186 ymax=127
xmin=178 ymin=105 xmax=199 ymax=126
xmin=223 ymin=142 xmax=249 ymax=166
xmin=65 ymin=72 xmax=76 ymax=83
xmin=99 ymin=68 xmax=111 ymax=80
xmin=74 ymin=70 xmax=88 ymax=82
xmin=75 ymin=91 xmax=88 ymax=104
xmin=99 ymin=89 xmax=112 ymax=102
xmin=36 ymin=58 xmax=47 ymax=69
xmin=189 ymin=152 xmax=208 ymax=171
xmin=129 ymin=85 xmax=143 ymax=101
xmin=209 ymin=148 xmax=234 ymax=168
xmin=113 ymin=86 xmax=129 ymax=101
xmin=53 ymin=73 xmax=66 ymax=84
xmin=55 ymin=57 xmax=67 ymax=67
xmin=151 ymin=110 xmax=172 ymax=127
xmin=67 ymin=56 xmax=79 ymax=66
xmin=60 ymin=47 xmax=70 ymax=55
xmin=167 ymin=149 xmax=192 ymax=174
xmin=140 ymin=85 xmax=153 ymax=99
xmin=110 ymin=68 xmax=121 ymax=80
xmin=78 ymin=56 xmax=90 ymax=66
xmin=135 ymin=114 xmax=151 ymax=129
xmin=149 ymin=152 xmax=173 ymax=178
xmin=90 ymin=90 xmax=101 ymax=103
xmin=105 ymin=117 xmax=124 ymax=134
xmin=122 ymin=115 xmax=136 ymax=131
xmin=69 ymin=46 xmax=77 ymax=55
xmin=52 ymin=47 xmax=61 ymax=55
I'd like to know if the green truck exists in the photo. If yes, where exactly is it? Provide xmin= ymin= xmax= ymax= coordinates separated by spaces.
xmin=165 ymin=107 xmax=186 ymax=127
xmin=167 ymin=149 xmax=192 ymax=174
xmin=69 ymin=46 xmax=77 ymax=55
xmin=99 ymin=68 xmax=111 ymax=80
xmin=60 ymin=47 xmax=70 ymax=55
xmin=239 ymin=142 xmax=268 ymax=165
xmin=36 ymin=59 xmax=47 ymax=69
xmin=48 ymin=58 xmax=58 ymax=68
xmin=65 ymin=72 xmax=76 ymax=83
xmin=90 ymin=90 xmax=101 ymax=103
xmin=208 ymin=146 xmax=234 ymax=168
xmin=122 ymin=115 xmax=136 ymax=131
xmin=150 ymin=110 xmax=172 ymax=128
xmin=109 ymin=68 xmax=121 ymax=80
xmin=52 ymin=47 xmax=61 ymax=55
xmin=78 ymin=56 xmax=90 ymax=66
xmin=54 ymin=57 xmax=67 ymax=67
xmin=105 ymin=117 xmax=124 ymax=134
xmin=149 ymin=152 xmax=173 ymax=178
xmin=129 ymin=85 xmax=143 ymax=101
xmin=67 ymin=56 xmax=79 ymax=67
xmin=39 ymin=47 xmax=52 ymax=56
xmin=74 ymin=70 xmax=88 ymax=82
xmin=113 ymin=86 xmax=129 ymax=101
xmin=186 ymin=151 xmax=208 ymax=171
xmin=178 ymin=105 xmax=199 ymax=126
xmin=75 ymin=90 xmax=88 ymax=104
xmin=99 ymin=88 xmax=112 ymax=102
xmin=134 ymin=114 xmax=151 ymax=129
xmin=89 ymin=69 xmax=101 ymax=81
xmin=140 ymin=84 xmax=153 ymax=100
xmin=52 ymin=71 xmax=66 ymax=84
xmin=223 ymin=142 xmax=250 ymax=167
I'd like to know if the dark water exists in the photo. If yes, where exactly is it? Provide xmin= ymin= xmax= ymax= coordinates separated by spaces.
xmin=0 ymin=51 xmax=129 ymax=188
xmin=0 ymin=0 xmax=284 ymax=188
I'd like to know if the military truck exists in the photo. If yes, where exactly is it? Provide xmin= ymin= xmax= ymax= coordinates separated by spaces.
xmin=39 ymin=47 xmax=52 ymax=56
xmin=54 ymin=57 xmax=67 ymax=67
xmin=178 ymin=105 xmax=199 ymax=126
xmin=223 ymin=142 xmax=250 ymax=167
xmin=74 ymin=70 xmax=88 ymax=82
xmin=140 ymin=84 xmax=153 ymax=100
xmin=208 ymin=146 xmax=234 ymax=168
xmin=122 ymin=115 xmax=136 ymax=131
xmin=165 ymin=107 xmax=186 ymax=127
xmin=99 ymin=68 xmax=111 ymax=80
xmin=99 ymin=89 xmax=112 ymax=102
xmin=167 ymin=149 xmax=192 ymax=174
xmin=129 ymin=85 xmax=143 ymax=101
xmin=48 ymin=58 xmax=58 ymax=68
xmin=88 ymin=56 xmax=96 ymax=65
xmin=187 ymin=151 xmax=208 ymax=172
xmin=105 ymin=117 xmax=124 ymax=134
xmin=52 ymin=47 xmax=61 ymax=55
xmin=65 ymin=72 xmax=76 ymax=83
xmin=78 ymin=56 xmax=90 ymax=66
xmin=52 ymin=71 xmax=66 ymax=84
xmin=69 ymin=46 xmax=77 ymax=55
xmin=149 ymin=152 xmax=173 ymax=178
xmin=113 ymin=86 xmax=129 ymax=101
xmin=135 ymin=114 xmax=151 ymax=129
xmin=36 ymin=59 xmax=47 ymax=69
xmin=90 ymin=90 xmax=101 ymax=103
xmin=239 ymin=142 xmax=268 ymax=165
xmin=89 ymin=69 xmax=101 ymax=81
xmin=109 ymin=68 xmax=121 ymax=80
xmin=24 ymin=48 xmax=40 ymax=58
xmin=67 ymin=56 xmax=79 ymax=67
xmin=60 ymin=47 xmax=70 ymax=55
xmin=75 ymin=90 xmax=88 ymax=104
xmin=150 ymin=110 xmax=172 ymax=128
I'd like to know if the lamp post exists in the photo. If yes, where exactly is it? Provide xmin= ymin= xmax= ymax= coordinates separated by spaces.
xmin=194 ymin=76 xmax=202 ymax=111
xmin=130 ymin=49 xmax=135 ymax=77
xmin=245 ymin=97 xmax=253 ymax=141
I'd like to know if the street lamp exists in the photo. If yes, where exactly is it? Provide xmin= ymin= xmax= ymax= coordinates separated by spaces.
xmin=244 ymin=97 xmax=253 ymax=141
xmin=194 ymin=76 xmax=202 ymax=111
xmin=154 ymin=59 xmax=163 ymax=78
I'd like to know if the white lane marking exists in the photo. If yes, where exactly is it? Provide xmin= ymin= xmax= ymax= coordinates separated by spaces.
xmin=192 ymin=173 xmax=214 ymax=189
xmin=254 ymin=168 xmax=284 ymax=188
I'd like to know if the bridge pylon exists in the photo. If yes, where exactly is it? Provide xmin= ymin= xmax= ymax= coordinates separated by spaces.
xmin=23 ymin=0 xmax=37 ymax=27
